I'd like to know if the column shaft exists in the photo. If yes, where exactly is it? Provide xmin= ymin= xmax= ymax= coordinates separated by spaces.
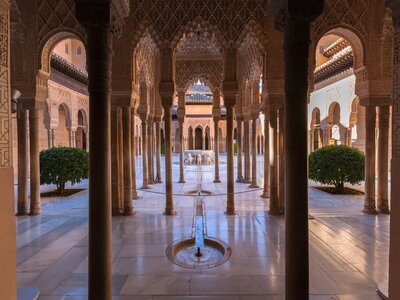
xmin=236 ymin=119 xmax=243 ymax=182
xmin=118 ymin=109 xmax=124 ymax=209
xmin=278 ymin=107 xmax=285 ymax=213
xmin=226 ymin=105 xmax=235 ymax=215
xmin=130 ymin=109 xmax=138 ymax=199
xmin=262 ymin=113 xmax=270 ymax=198
xmin=284 ymin=19 xmax=312 ymax=299
xmin=122 ymin=107 xmax=133 ymax=215
xmin=214 ymin=118 xmax=221 ymax=183
xmin=249 ymin=118 xmax=259 ymax=188
xmin=178 ymin=120 xmax=185 ymax=183
xmin=29 ymin=108 xmax=41 ymax=215
xmin=244 ymin=120 xmax=251 ymax=183
xmin=111 ymin=107 xmax=121 ymax=215
xmin=147 ymin=120 xmax=154 ymax=183
xmin=86 ymin=26 xmax=113 ymax=299
xmin=155 ymin=121 xmax=162 ymax=183
xmin=17 ymin=108 xmax=28 ymax=215
xmin=141 ymin=120 xmax=149 ymax=189
xmin=378 ymin=105 xmax=390 ymax=213
xmin=363 ymin=105 xmax=377 ymax=213
xmin=164 ymin=106 xmax=175 ymax=215
xmin=269 ymin=109 xmax=279 ymax=214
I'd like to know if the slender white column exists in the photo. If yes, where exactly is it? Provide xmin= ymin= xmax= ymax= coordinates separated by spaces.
xmin=249 ymin=116 xmax=259 ymax=188
xmin=214 ymin=117 xmax=221 ymax=183
xmin=29 ymin=107 xmax=41 ymax=215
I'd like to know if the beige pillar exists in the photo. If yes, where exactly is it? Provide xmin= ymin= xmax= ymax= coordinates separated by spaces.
xmin=261 ymin=110 xmax=270 ymax=198
xmin=178 ymin=119 xmax=185 ymax=183
xmin=163 ymin=103 xmax=175 ymax=215
xmin=141 ymin=117 xmax=149 ymax=189
xmin=269 ymin=107 xmax=279 ymax=215
xmin=214 ymin=117 xmax=221 ymax=183
xmin=122 ymin=106 xmax=134 ymax=215
xmin=378 ymin=105 xmax=390 ymax=214
xmin=155 ymin=120 xmax=162 ymax=183
xmin=278 ymin=107 xmax=285 ymax=213
xmin=111 ymin=106 xmax=121 ymax=215
xmin=147 ymin=118 xmax=154 ymax=184
xmin=236 ymin=118 xmax=243 ymax=182
xmin=363 ymin=105 xmax=377 ymax=214
xmin=226 ymin=104 xmax=236 ymax=215
xmin=249 ymin=116 xmax=259 ymax=188
xmin=244 ymin=120 xmax=251 ymax=183
xmin=118 ymin=109 xmax=124 ymax=210
xmin=29 ymin=107 xmax=41 ymax=215
xmin=17 ymin=106 xmax=28 ymax=215
xmin=130 ymin=108 xmax=138 ymax=199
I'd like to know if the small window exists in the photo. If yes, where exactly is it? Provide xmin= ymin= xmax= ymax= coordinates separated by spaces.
xmin=77 ymin=46 xmax=82 ymax=55
xmin=65 ymin=44 xmax=69 ymax=54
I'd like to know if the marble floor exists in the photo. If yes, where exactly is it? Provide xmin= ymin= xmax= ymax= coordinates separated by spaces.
xmin=16 ymin=154 xmax=388 ymax=299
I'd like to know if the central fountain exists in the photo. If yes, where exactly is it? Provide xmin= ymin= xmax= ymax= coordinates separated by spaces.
xmin=166 ymin=166 xmax=231 ymax=269
xmin=184 ymin=150 xmax=215 ymax=165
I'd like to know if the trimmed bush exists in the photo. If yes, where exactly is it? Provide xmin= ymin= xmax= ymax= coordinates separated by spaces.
xmin=308 ymin=145 xmax=365 ymax=193
xmin=40 ymin=147 xmax=89 ymax=195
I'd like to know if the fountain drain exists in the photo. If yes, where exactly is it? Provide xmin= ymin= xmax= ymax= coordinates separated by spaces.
xmin=166 ymin=165 xmax=231 ymax=269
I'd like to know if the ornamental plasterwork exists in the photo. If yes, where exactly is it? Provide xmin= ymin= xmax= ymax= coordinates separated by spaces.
xmin=134 ymin=33 xmax=158 ymax=89
xmin=0 ymin=9 xmax=11 ymax=167
xmin=130 ymin=0 xmax=267 ymax=43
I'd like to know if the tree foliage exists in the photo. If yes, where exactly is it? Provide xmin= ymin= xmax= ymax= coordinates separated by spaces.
xmin=40 ymin=147 xmax=89 ymax=195
xmin=309 ymin=145 xmax=365 ymax=193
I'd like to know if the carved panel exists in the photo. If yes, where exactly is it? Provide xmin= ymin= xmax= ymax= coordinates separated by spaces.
xmin=130 ymin=0 xmax=267 ymax=42
xmin=393 ymin=28 xmax=400 ymax=158
xmin=0 ymin=10 xmax=10 ymax=168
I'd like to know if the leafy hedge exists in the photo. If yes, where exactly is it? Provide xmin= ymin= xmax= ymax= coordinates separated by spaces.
xmin=40 ymin=147 xmax=89 ymax=195
xmin=309 ymin=145 xmax=365 ymax=193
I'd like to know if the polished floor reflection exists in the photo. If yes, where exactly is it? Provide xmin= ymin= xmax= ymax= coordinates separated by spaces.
xmin=16 ymin=155 xmax=388 ymax=299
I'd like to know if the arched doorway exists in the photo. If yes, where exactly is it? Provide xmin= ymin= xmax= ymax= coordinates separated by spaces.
xmin=188 ymin=126 xmax=193 ymax=150
xmin=76 ymin=109 xmax=87 ymax=150
xmin=195 ymin=127 xmax=203 ymax=150
xmin=55 ymin=104 xmax=71 ymax=147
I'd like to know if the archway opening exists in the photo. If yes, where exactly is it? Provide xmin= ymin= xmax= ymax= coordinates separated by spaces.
xmin=195 ymin=127 xmax=203 ymax=150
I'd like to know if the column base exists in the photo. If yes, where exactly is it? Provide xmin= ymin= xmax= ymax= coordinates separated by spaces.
xmin=378 ymin=205 xmax=390 ymax=214
xmin=377 ymin=281 xmax=388 ymax=300
xmin=16 ymin=208 xmax=28 ymax=216
xmin=362 ymin=205 xmax=378 ymax=215
xmin=29 ymin=208 xmax=41 ymax=216
xmin=141 ymin=185 xmax=150 ymax=190
xmin=156 ymin=176 xmax=163 ymax=183
xmin=112 ymin=208 xmax=123 ymax=216
xmin=236 ymin=177 xmax=244 ymax=183
xmin=132 ymin=191 xmax=139 ymax=200
xmin=123 ymin=209 xmax=136 ymax=216
xmin=225 ymin=208 xmax=237 ymax=215
xmin=244 ymin=178 xmax=251 ymax=183
xmin=213 ymin=179 xmax=221 ymax=183
xmin=249 ymin=183 xmax=259 ymax=188
xmin=260 ymin=191 xmax=270 ymax=198
xmin=178 ymin=179 xmax=186 ymax=183
xmin=268 ymin=208 xmax=281 ymax=216
xmin=164 ymin=209 xmax=177 ymax=216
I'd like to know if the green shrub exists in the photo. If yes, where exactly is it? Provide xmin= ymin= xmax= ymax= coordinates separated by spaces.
xmin=40 ymin=147 xmax=89 ymax=195
xmin=308 ymin=145 xmax=365 ymax=193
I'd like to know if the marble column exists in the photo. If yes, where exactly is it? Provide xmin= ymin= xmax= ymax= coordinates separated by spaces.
xmin=214 ymin=117 xmax=221 ymax=183
xmin=178 ymin=119 xmax=185 ymax=183
xmin=111 ymin=106 xmax=121 ymax=215
xmin=261 ymin=110 xmax=269 ymax=198
xmin=244 ymin=120 xmax=251 ymax=183
xmin=378 ymin=105 xmax=390 ymax=213
xmin=269 ymin=108 xmax=279 ymax=214
xmin=163 ymin=104 xmax=175 ymax=215
xmin=278 ymin=107 xmax=285 ymax=213
xmin=236 ymin=118 xmax=243 ymax=182
xmin=363 ymin=105 xmax=377 ymax=214
xmin=283 ymin=3 xmax=324 ymax=297
xmin=147 ymin=119 xmax=154 ymax=183
xmin=130 ymin=108 xmax=138 ymax=199
xmin=141 ymin=117 xmax=149 ymax=189
xmin=249 ymin=116 xmax=259 ymax=188
xmin=29 ymin=107 xmax=41 ymax=215
xmin=70 ymin=130 xmax=76 ymax=147
xmin=17 ymin=106 xmax=28 ymax=215
xmin=122 ymin=106 xmax=133 ymax=215
xmin=118 ymin=109 xmax=124 ymax=209
xmin=155 ymin=120 xmax=162 ymax=183
xmin=75 ymin=5 xmax=117 ymax=295
xmin=226 ymin=104 xmax=236 ymax=215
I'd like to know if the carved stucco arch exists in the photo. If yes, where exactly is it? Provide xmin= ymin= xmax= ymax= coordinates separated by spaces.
xmin=58 ymin=102 xmax=73 ymax=130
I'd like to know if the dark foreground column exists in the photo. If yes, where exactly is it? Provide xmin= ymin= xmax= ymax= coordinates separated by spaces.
xmin=163 ymin=103 xmax=175 ymax=215
xmin=225 ymin=104 xmax=236 ymax=215
xmin=29 ymin=107 xmax=41 ymax=215
xmin=122 ymin=106 xmax=133 ymax=215
xmin=17 ymin=105 xmax=28 ymax=215
xmin=283 ymin=1 xmax=324 ymax=299
xmin=377 ymin=105 xmax=390 ymax=214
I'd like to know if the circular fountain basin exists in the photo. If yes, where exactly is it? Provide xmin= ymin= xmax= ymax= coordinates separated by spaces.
xmin=166 ymin=237 xmax=231 ymax=269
